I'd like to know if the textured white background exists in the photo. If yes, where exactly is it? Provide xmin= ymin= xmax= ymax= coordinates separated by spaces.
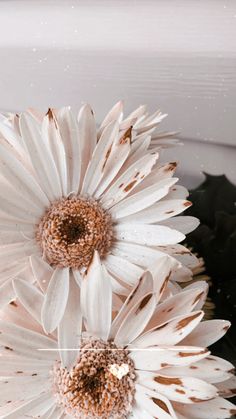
xmin=0 ymin=0 xmax=235 ymax=188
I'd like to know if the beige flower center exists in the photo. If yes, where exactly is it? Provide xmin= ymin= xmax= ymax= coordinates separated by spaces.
xmin=52 ymin=339 xmax=136 ymax=418
xmin=36 ymin=196 xmax=113 ymax=269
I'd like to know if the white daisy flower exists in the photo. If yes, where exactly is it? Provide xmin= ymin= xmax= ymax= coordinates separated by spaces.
xmin=0 ymin=104 xmax=197 ymax=331
xmin=0 ymin=253 xmax=235 ymax=419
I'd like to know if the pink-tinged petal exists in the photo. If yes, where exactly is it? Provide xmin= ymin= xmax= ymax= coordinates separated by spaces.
xmin=0 ymin=320 xmax=57 ymax=361
xmin=109 ymin=271 xmax=153 ymax=339
xmin=0 ymin=241 xmax=38 ymax=266
xmin=13 ymin=278 xmax=43 ymax=325
xmin=170 ymin=265 xmax=193 ymax=283
xmin=135 ymin=383 xmax=177 ymax=418
xmin=57 ymin=107 xmax=81 ymax=194
xmin=0 ymin=142 xmax=49 ymax=208
xmin=0 ymin=376 xmax=50 ymax=405
xmin=0 ymin=280 xmax=15 ymax=308
xmin=175 ymin=397 xmax=236 ymax=419
xmin=159 ymin=216 xmax=200 ymax=235
xmin=158 ymin=244 xmax=199 ymax=269
xmin=112 ymin=241 xmax=168 ymax=268
xmin=104 ymin=254 xmax=143 ymax=287
xmin=152 ymin=255 xmax=180 ymax=300
xmin=30 ymin=254 xmax=53 ymax=292
xmin=42 ymin=109 xmax=68 ymax=196
xmin=58 ymin=273 xmax=82 ymax=369
xmin=138 ymin=371 xmax=217 ymax=404
xmin=114 ymin=293 xmax=156 ymax=346
xmin=181 ymin=320 xmax=231 ymax=347
xmin=133 ymin=311 xmax=203 ymax=348
xmin=162 ymin=355 xmax=234 ymax=384
xmin=106 ymin=271 xmax=130 ymax=296
xmin=100 ymin=151 xmax=159 ymax=209
xmin=132 ymin=162 xmax=178 ymax=193
xmin=99 ymin=101 xmax=123 ymax=133
xmin=20 ymin=113 xmax=62 ymax=201
xmin=145 ymin=284 xmax=208 ymax=331
xmin=81 ymin=251 xmax=112 ymax=340
xmin=0 ymin=357 xmax=51 ymax=376
xmin=1 ymin=393 xmax=55 ymax=419
xmin=126 ymin=104 xmax=147 ymax=121
xmin=124 ymin=135 xmax=151 ymax=167
xmin=216 ymin=376 xmax=236 ymax=398
xmin=41 ymin=268 xmax=69 ymax=333
xmin=111 ymin=178 xmax=178 ymax=219
xmin=77 ymin=104 xmax=97 ymax=189
xmin=182 ymin=281 xmax=209 ymax=310
xmin=81 ymin=120 xmax=119 ymax=195
xmin=114 ymin=224 xmax=185 ymax=246
xmin=130 ymin=346 xmax=209 ymax=371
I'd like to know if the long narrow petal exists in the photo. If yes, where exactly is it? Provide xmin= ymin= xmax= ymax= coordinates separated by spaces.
xmin=81 ymin=251 xmax=112 ymax=340
xmin=58 ymin=272 xmax=82 ymax=369
xmin=109 ymin=271 xmax=153 ymax=339
xmin=114 ymin=224 xmax=185 ymax=246
xmin=0 ymin=143 xmax=49 ymax=208
xmin=20 ymin=113 xmax=62 ymax=201
xmin=42 ymin=109 xmax=68 ymax=196
xmin=133 ymin=311 xmax=203 ymax=348
xmin=56 ymin=107 xmax=81 ymax=194
xmin=175 ymin=397 xmax=236 ymax=419
xmin=2 ymin=393 xmax=55 ymax=419
xmin=0 ymin=280 xmax=15 ymax=307
xmin=159 ymin=216 xmax=200 ymax=235
xmin=130 ymin=346 xmax=209 ymax=371
xmin=77 ymin=104 xmax=97 ymax=189
xmin=100 ymin=152 xmax=159 ymax=209
xmin=81 ymin=120 xmax=119 ymax=195
xmin=181 ymin=320 xmax=231 ymax=347
xmin=0 ymin=376 xmax=50 ymax=404
xmin=137 ymin=371 xmax=217 ymax=404
xmin=111 ymin=178 xmax=178 ymax=220
xmin=99 ymin=101 xmax=123 ymax=131
xmin=104 ymin=254 xmax=143 ymax=287
xmin=112 ymin=242 xmax=168 ymax=268
xmin=13 ymin=278 xmax=43 ymax=325
xmin=135 ymin=383 xmax=177 ymax=419
xmin=30 ymin=254 xmax=53 ymax=292
xmin=114 ymin=293 xmax=156 ymax=346
xmin=41 ymin=268 xmax=69 ymax=333
xmin=216 ymin=376 xmax=236 ymax=398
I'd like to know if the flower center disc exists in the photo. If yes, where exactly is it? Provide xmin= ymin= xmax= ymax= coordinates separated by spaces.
xmin=36 ymin=197 xmax=113 ymax=269
xmin=53 ymin=339 xmax=136 ymax=419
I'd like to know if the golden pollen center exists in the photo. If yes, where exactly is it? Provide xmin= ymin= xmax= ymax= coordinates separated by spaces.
xmin=36 ymin=197 xmax=113 ymax=269
xmin=52 ymin=339 xmax=136 ymax=419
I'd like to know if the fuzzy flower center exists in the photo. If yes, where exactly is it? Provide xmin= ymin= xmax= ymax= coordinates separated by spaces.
xmin=36 ymin=196 xmax=113 ymax=269
xmin=52 ymin=339 xmax=136 ymax=419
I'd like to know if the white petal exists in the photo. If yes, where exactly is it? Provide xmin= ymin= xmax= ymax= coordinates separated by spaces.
xmin=13 ymin=278 xmax=43 ymax=324
xmin=159 ymin=216 xmax=200 ymax=235
xmin=30 ymin=254 xmax=53 ymax=292
xmin=2 ymin=393 xmax=55 ymax=419
xmin=164 ymin=184 xmax=189 ymax=199
xmin=133 ymin=311 xmax=203 ymax=348
xmin=42 ymin=109 xmax=68 ymax=196
xmin=146 ymin=284 xmax=208 ymax=330
xmin=114 ymin=224 xmax=185 ymax=246
xmin=216 ymin=376 xmax=236 ymax=398
xmin=81 ymin=120 xmax=119 ymax=195
xmin=109 ymin=271 xmax=153 ymax=339
xmin=135 ymin=383 xmax=177 ymax=419
xmin=132 ymin=162 xmax=177 ymax=193
xmin=151 ymin=255 xmax=180 ymax=300
xmin=0 ymin=376 xmax=50 ymax=404
xmin=162 ymin=355 xmax=234 ymax=384
xmin=77 ymin=104 xmax=96 ymax=189
xmin=158 ymin=244 xmax=199 ymax=268
xmin=20 ymin=113 xmax=62 ymax=200
xmin=104 ymin=254 xmax=143 ymax=287
xmin=0 ymin=280 xmax=15 ymax=308
xmin=100 ymin=152 xmax=159 ymax=209
xmin=56 ymin=107 xmax=81 ymax=194
xmin=114 ymin=293 xmax=156 ymax=346
xmin=137 ymin=371 xmax=217 ymax=404
xmin=0 ymin=241 xmax=38 ymax=266
xmin=111 ymin=178 xmax=178 ymax=219
xmin=99 ymin=101 xmax=123 ymax=131
xmin=181 ymin=320 xmax=231 ymax=347
xmin=81 ymin=251 xmax=112 ymax=340
xmin=175 ymin=397 xmax=236 ymax=419
xmin=0 ymin=143 xmax=49 ymax=208
xmin=41 ymin=268 xmax=69 ymax=333
xmin=0 ymin=357 xmax=51 ymax=376
xmin=94 ymin=128 xmax=131 ymax=198
xmin=112 ymin=242 xmax=168 ymax=268
xmin=58 ymin=273 xmax=82 ymax=369
xmin=130 ymin=346 xmax=209 ymax=371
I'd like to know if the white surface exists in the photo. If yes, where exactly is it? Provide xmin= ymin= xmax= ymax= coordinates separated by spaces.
xmin=0 ymin=0 xmax=235 ymax=187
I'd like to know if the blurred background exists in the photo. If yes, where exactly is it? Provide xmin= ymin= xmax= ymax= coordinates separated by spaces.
xmin=0 ymin=0 xmax=235 ymax=389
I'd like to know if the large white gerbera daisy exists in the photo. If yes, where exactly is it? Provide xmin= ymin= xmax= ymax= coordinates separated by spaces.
xmin=0 ymin=253 xmax=235 ymax=419
xmin=0 ymin=104 xmax=198 ymax=331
